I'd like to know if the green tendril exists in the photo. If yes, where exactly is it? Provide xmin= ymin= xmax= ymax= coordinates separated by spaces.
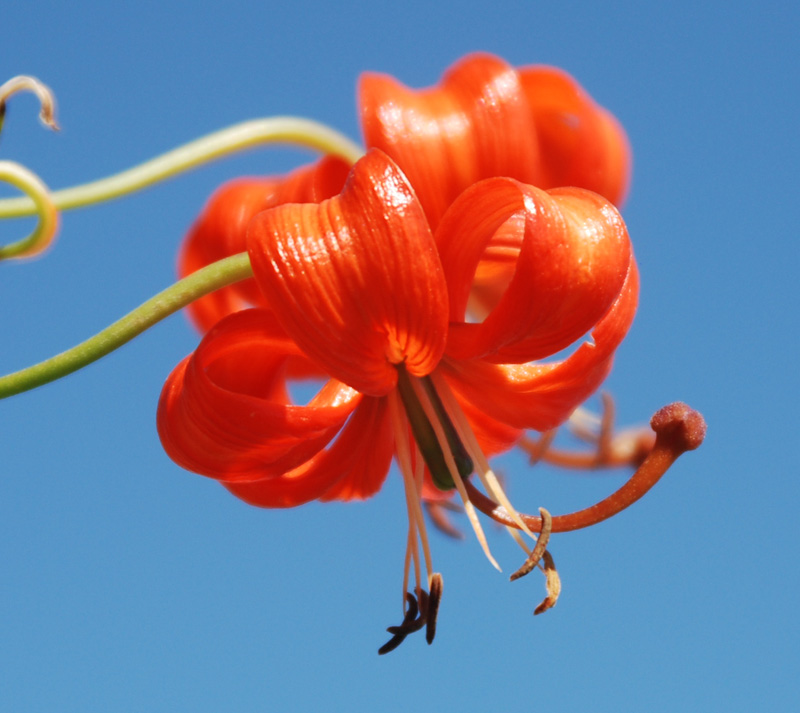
xmin=0 ymin=117 xmax=363 ymax=218
xmin=0 ymin=252 xmax=253 ymax=399
xmin=0 ymin=160 xmax=58 ymax=260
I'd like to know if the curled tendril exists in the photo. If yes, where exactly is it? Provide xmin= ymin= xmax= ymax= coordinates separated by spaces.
xmin=0 ymin=75 xmax=60 ymax=135
xmin=0 ymin=117 xmax=363 ymax=219
xmin=0 ymin=160 xmax=58 ymax=261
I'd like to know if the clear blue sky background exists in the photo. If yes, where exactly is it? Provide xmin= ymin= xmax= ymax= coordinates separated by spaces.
xmin=2 ymin=1 xmax=797 ymax=711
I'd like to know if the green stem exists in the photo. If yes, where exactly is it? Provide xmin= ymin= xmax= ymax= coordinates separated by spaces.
xmin=0 ymin=117 xmax=363 ymax=218
xmin=0 ymin=252 xmax=253 ymax=399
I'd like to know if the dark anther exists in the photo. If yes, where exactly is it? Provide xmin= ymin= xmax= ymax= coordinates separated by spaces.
xmin=378 ymin=576 xmax=444 ymax=654
xmin=426 ymin=573 xmax=443 ymax=645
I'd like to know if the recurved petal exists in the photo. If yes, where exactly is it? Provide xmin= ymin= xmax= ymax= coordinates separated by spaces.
xmin=178 ymin=156 xmax=350 ymax=332
xmin=519 ymin=66 xmax=631 ymax=206
xmin=157 ymin=309 xmax=361 ymax=483
xmin=225 ymin=396 xmax=393 ymax=507
xmin=247 ymin=149 xmax=449 ymax=397
xmin=359 ymin=53 xmax=541 ymax=228
xmin=443 ymin=259 xmax=639 ymax=432
xmin=439 ymin=178 xmax=632 ymax=363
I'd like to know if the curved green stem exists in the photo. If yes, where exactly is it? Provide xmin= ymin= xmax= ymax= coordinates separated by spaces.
xmin=0 ymin=160 xmax=58 ymax=260
xmin=0 ymin=252 xmax=253 ymax=399
xmin=0 ymin=117 xmax=363 ymax=218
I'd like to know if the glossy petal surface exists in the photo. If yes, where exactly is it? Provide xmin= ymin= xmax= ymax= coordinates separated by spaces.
xmin=179 ymin=156 xmax=349 ymax=332
xmin=439 ymin=178 xmax=632 ymax=364
xmin=360 ymin=53 xmax=541 ymax=228
xmin=247 ymin=149 xmax=449 ymax=396
xmin=359 ymin=52 xmax=631 ymax=231
xmin=444 ymin=259 xmax=639 ymax=431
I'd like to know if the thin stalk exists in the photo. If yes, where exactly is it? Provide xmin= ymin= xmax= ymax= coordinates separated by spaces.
xmin=0 ymin=117 xmax=363 ymax=218
xmin=0 ymin=252 xmax=253 ymax=398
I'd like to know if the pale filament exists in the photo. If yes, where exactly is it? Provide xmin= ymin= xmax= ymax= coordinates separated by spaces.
xmin=431 ymin=372 xmax=548 ymax=568
xmin=408 ymin=375 xmax=501 ymax=571
xmin=388 ymin=391 xmax=433 ymax=610
xmin=431 ymin=371 xmax=536 ymax=539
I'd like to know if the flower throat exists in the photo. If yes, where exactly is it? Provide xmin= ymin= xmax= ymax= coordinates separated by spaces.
xmin=394 ymin=365 xmax=473 ymax=490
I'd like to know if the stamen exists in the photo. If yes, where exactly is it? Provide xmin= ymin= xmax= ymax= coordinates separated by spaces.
xmin=402 ymin=526 xmax=417 ymax=613
xmin=533 ymin=551 xmax=561 ymax=615
xmin=388 ymin=391 xmax=434 ymax=586
xmin=426 ymin=573 xmax=443 ymax=645
xmin=395 ymin=365 xmax=472 ymax=490
xmin=409 ymin=375 xmax=501 ymax=571
xmin=378 ymin=586 xmax=439 ymax=655
xmin=431 ymin=372 xmax=535 ymax=538
xmin=596 ymin=392 xmax=616 ymax=463
xmin=379 ymin=591 xmax=422 ymax=655
xmin=424 ymin=500 xmax=465 ymax=539
xmin=526 ymin=429 xmax=557 ymax=465
xmin=520 ymin=393 xmax=655 ymax=469
xmin=510 ymin=508 xmax=552 ymax=581
xmin=465 ymin=402 xmax=706 ymax=533
xmin=412 ymin=442 xmax=431 ymax=584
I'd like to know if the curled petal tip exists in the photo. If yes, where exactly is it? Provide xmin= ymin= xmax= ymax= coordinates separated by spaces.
xmin=650 ymin=402 xmax=706 ymax=452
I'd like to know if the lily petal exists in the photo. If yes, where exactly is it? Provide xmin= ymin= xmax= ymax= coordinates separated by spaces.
xmin=359 ymin=53 xmax=541 ymax=228
xmin=247 ymin=149 xmax=449 ymax=396
xmin=179 ymin=156 xmax=349 ymax=332
xmin=443 ymin=259 xmax=639 ymax=432
xmin=157 ymin=309 xmax=361 ymax=482
xmin=225 ymin=396 xmax=393 ymax=507
xmin=520 ymin=66 xmax=631 ymax=206
xmin=439 ymin=178 xmax=632 ymax=364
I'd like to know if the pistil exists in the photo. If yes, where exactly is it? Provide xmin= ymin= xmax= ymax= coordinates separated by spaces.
xmin=464 ymin=402 xmax=706 ymax=533
xmin=395 ymin=365 xmax=473 ymax=490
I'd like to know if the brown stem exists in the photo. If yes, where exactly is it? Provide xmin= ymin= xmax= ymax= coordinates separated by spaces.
xmin=468 ymin=402 xmax=706 ymax=533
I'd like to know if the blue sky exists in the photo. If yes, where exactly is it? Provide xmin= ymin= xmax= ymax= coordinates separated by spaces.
xmin=2 ymin=1 xmax=798 ymax=711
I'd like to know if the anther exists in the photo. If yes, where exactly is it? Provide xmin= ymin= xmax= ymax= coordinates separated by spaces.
xmin=425 ymin=573 xmax=443 ymax=645
xmin=510 ymin=508 xmax=552 ymax=581
xmin=533 ymin=551 xmax=561 ymax=615
xmin=379 ymin=585 xmax=439 ymax=655
xmin=465 ymin=402 xmax=706 ymax=533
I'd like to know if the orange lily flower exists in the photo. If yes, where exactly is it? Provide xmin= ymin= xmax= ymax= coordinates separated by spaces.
xmin=179 ymin=52 xmax=630 ymax=331
xmin=158 ymin=149 xmax=640 ymax=650
xmin=360 ymin=52 xmax=631 ymax=228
